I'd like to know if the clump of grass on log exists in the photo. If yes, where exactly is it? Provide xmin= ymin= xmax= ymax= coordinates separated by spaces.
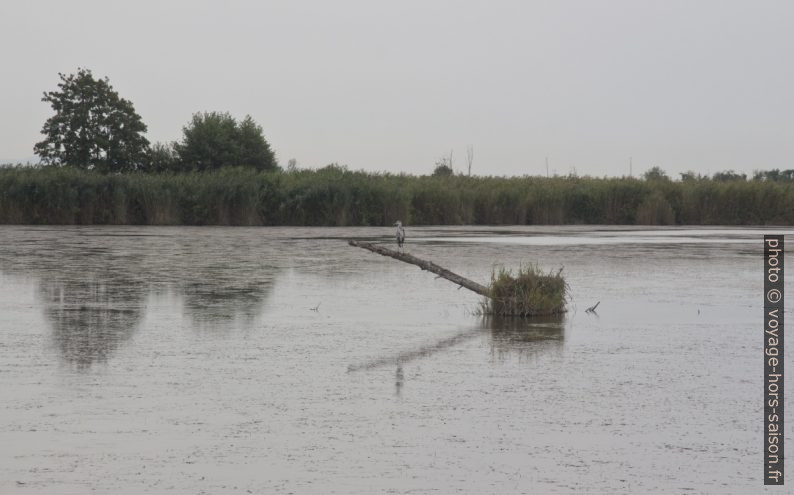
xmin=484 ymin=265 xmax=568 ymax=317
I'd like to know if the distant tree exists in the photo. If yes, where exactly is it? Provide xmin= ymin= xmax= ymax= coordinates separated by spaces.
xmin=433 ymin=151 xmax=454 ymax=177
xmin=712 ymin=170 xmax=747 ymax=181
xmin=755 ymin=169 xmax=778 ymax=181
xmin=318 ymin=163 xmax=348 ymax=173
xmin=643 ymin=166 xmax=669 ymax=181
xmin=175 ymin=112 xmax=238 ymax=171
xmin=754 ymin=169 xmax=794 ymax=182
xmin=432 ymin=163 xmax=454 ymax=177
xmin=34 ymin=68 xmax=149 ymax=173
xmin=144 ymin=142 xmax=180 ymax=173
xmin=679 ymin=171 xmax=703 ymax=181
xmin=287 ymin=158 xmax=298 ymax=172
xmin=237 ymin=115 xmax=277 ymax=171
xmin=175 ymin=112 xmax=277 ymax=171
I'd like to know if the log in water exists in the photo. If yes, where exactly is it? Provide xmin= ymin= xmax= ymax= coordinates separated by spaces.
xmin=348 ymin=240 xmax=490 ymax=297
xmin=348 ymin=239 xmax=568 ymax=317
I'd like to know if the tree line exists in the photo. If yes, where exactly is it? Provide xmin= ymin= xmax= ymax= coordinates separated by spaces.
xmin=25 ymin=68 xmax=794 ymax=185
xmin=3 ymin=68 xmax=793 ymax=226
xmin=33 ymin=68 xmax=277 ymax=173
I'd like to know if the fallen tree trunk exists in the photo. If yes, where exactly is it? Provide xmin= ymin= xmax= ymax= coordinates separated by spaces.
xmin=348 ymin=239 xmax=568 ymax=316
xmin=348 ymin=240 xmax=490 ymax=297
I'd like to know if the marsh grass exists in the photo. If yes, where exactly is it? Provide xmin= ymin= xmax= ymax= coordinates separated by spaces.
xmin=1 ymin=165 xmax=793 ymax=225
xmin=482 ymin=265 xmax=568 ymax=317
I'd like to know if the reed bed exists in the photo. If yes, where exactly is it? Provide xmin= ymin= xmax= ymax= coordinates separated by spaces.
xmin=0 ymin=165 xmax=792 ymax=225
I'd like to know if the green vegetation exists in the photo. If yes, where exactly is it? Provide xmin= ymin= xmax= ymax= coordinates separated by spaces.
xmin=165 ymin=112 xmax=278 ymax=172
xmin=1 ymin=165 xmax=793 ymax=225
xmin=432 ymin=163 xmax=454 ymax=177
xmin=34 ymin=68 xmax=150 ymax=172
xmin=34 ymin=69 xmax=277 ymax=175
xmin=432 ymin=151 xmax=454 ymax=177
xmin=484 ymin=266 xmax=568 ymax=317
xmin=14 ymin=68 xmax=792 ymax=226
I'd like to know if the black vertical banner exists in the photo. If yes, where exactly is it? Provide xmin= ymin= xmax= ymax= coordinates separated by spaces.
xmin=765 ymin=235 xmax=784 ymax=485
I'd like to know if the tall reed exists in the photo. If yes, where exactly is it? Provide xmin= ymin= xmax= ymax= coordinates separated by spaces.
xmin=0 ymin=165 xmax=792 ymax=225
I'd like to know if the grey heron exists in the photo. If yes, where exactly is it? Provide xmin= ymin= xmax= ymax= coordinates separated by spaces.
xmin=394 ymin=220 xmax=406 ymax=251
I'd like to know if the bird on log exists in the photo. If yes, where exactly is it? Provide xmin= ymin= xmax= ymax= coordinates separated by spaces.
xmin=348 ymin=240 xmax=489 ymax=297
xmin=394 ymin=220 xmax=406 ymax=251
xmin=348 ymin=238 xmax=569 ymax=317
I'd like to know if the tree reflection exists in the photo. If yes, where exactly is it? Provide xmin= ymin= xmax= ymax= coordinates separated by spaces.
xmin=20 ymin=230 xmax=281 ymax=367
xmin=180 ymin=277 xmax=274 ymax=326
xmin=39 ymin=277 xmax=145 ymax=369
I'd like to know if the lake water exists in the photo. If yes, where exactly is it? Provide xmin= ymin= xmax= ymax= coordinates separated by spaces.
xmin=0 ymin=225 xmax=791 ymax=494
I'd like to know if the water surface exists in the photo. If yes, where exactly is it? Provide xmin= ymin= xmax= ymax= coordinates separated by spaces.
xmin=0 ymin=226 xmax=790 ymax=493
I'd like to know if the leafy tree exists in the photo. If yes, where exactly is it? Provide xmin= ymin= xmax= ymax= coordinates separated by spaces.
xmin=712 ymin=170 xmax=747 ymax=181
xmin=144 ymin=142 xmax=180 ymax=173
xmin=432 ymin=163 xmax=454 ymax=177
xmin=754 ymin=169 xmax=794 ymax=182
xmin=643 ymin=166 xmax=669 ymax=181
xmin=175 ymin=112 xmax=277 ymax=171
xmin=34 ymin=68 xmax=149 ymax=172
xmin=237 ymin=116 xmax=276 ymax=171
xmin=432 ymin=152 xmax=454 ymax=177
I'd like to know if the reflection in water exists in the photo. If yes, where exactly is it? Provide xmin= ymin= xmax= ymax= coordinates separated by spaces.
xmin=39 ymin=278 xmax=145 ymax=369
xmin=7 ymin=226 xmax=571 ymax=371
xmin=0 ymin=226 xmax=776 ymax=492
xmin=349 ymin=315 xmax=566 ymax=376
xmin=181 ymin=278 xmax=274 ymax=325
xmin=395 ymin=365 xmax=404 ymax=397
xmin=0 ymin=228 xmax=282 ymax=368
xmin=485 ymin=315 xmax=565 ymax=362
xmin=347 ymin=327 xmax=483 ymax=372
xmin=38 ymin=270 xmax=276 ymax=367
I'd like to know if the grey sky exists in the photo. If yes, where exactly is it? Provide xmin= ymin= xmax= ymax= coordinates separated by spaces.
xmin=1 ymin=0 xmax=791 ymax=177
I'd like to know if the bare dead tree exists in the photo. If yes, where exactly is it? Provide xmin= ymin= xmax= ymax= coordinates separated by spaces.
xmin=466 ymin=145 xmax=474 ymax=176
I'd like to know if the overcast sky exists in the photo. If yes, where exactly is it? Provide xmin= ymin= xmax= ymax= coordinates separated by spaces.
xmin=1 ymin=0 xmax=791 ymax=177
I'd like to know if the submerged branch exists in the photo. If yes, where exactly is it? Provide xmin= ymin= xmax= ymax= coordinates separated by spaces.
xmin=585 ymin=301 xmax=600 ymax=313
